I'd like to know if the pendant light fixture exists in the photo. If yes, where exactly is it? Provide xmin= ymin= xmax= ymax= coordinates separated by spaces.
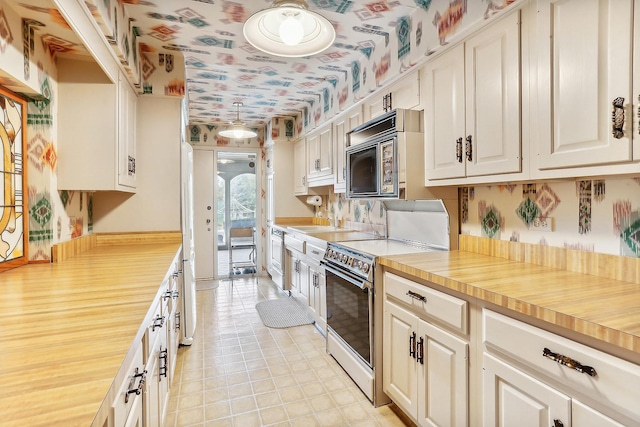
xmin=243 ymin=0 xmax=335 ymax=58
xmin=218 ymin=102 xmax=257 ymax=139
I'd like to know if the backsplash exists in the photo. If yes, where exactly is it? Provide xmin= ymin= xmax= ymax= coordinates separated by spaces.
xmin=460 ymin=177 xmax=640 ymax=258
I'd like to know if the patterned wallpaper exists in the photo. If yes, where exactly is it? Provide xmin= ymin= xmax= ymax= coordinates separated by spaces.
xmin=461 ymin=178 xmax=640 ymax=258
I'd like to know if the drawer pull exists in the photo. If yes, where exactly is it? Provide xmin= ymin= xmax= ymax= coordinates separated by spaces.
xmin=456 ymin=137 xmax=463 ymax=163
xmin=542 ymin=347 xmax=597 ymax=377
xmin=612 ymin=97 xmax=625 ymax=139
xmin=152 ymin=315 xmax=165 ymax=331
xmin=176 ymin=311 xmax=181 ymax=330
xmin=159 ymin=348 xmax=168 ymax=380
xmin=125 ymin=368 xmax=147 ymax=403
xmin=406 ymin=290 xmax=426 ymax=302
xmin=417 ymin=336 xmax=424 ymax=365
xmin=409 ymin=332 xmax=416 ymax=359
xmin=553 ymin=419 xmax=564 ymax=427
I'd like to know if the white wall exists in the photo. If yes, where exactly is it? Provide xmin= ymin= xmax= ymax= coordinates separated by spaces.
xmin=93 ymin=97 xmax=182 ymax=232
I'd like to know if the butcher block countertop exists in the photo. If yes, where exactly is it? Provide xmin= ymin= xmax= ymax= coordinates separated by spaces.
xmin=0 ymin=233 xmax=181 ymax=427
xmin=380 ymin=235 xmax=640 ymax=358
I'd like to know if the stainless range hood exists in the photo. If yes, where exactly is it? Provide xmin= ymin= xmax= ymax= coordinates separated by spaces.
xmin=383 ymin=199 xmax=451 ymax=251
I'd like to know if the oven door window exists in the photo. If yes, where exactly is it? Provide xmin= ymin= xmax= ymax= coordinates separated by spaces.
xmin=380 ymin=138 xmax=397 ymax=196
xmin=326 ymin=269 xmax=372 ymax=366
xmin=347 ymin=143 xmax=377 ymax=196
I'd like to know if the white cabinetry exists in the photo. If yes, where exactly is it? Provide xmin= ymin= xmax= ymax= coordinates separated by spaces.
xmin=364 ymin=70 xmax=421 ymax=121
xmin=383 ymin=272 xmax=468 ymax=427
xmin=57 ymin=58 xmax=137 ymax=192
xmin=536 ymin=0 xmax=635 ymax=171
xmin=333 ymin=106 xmax=363 ymax=193
xmin=424 ymin=11 xmax=521 ymax=183
xmin=293 ymin=139 xmax=308 ymax=195
xmin=111 ymin=345 xmax=145 ymax=427
xmin=483 ymin=309 xmax=640 ymax=426
xmin=265 ymin=143 xmax=311 ymax=224
xmin=306 ymin=123 xmax=333 ymax=186
xmin=306 ymin=242 xmax=327 ymax=334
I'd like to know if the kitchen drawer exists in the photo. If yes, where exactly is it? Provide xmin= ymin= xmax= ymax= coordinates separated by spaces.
xmin=284 ymin=234 xmax=305 ymax=254
xmin=145 ymin=295 xmax=166 ymax=363
xmin=384 ymin=272 xmax=468 ymax=334
xmin=111 ymin=344 xmax=144 ymax=427
xmin=306 ymin=242 xmax=326 ymax=263
xmin=483 ymin=309 xmax=640 ymax=421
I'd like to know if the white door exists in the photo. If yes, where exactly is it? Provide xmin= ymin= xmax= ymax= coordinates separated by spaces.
xmin=423 ymin=44 xmax=467 ymax=180
xmin=464 ymin=10 xmax=521 ymax=177
xmin=483 ymin=353 xmax=571 ymax=427
xmin=383 ymin=300 xmax=418 ymax=419
xmin=193 ymin=149 xmax=215 ymax=280
xmin=537 ymin=0 xmax=634 ymax=169
xmin=572 ymin=399 xmax=626 ymax=427
xmin=418 ymin=320 xmax=468 ymax=427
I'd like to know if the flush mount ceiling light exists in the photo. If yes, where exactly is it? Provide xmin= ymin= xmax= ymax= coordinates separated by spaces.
xmin=243 ymin=0 xmax=336 ymax=57
xmin=218 ymin=102 xmax=257 ymax=139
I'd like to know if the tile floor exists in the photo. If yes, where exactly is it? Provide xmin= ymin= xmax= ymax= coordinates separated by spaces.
xmin=164 ymin=277 xmax=409 ymax=427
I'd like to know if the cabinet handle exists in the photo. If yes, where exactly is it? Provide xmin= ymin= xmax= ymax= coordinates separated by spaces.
xmin=302 ymin=176 xmax=306 ymax=186
xmin=176 ymin=311 xmax=181 ymax=330
xmin=542 ymin=347 xmax=597 ymax=377
xmin=343 ymin=166 xmax=346 ymax=179
xmin=409 ymin=331 xmax=416 ymax=359
xmin=125 ymin=367 xmax=147 ymax=403
xmin=465 ymin=135 xmax=473 ymax=161
xmin=612 ymin=97 xmax=625 ymax=139
xmin=456 ymin=137 xmax=463 ymax=163
xmin=417 ymin=336 xmax=424 ymax=365
xmin=163 ymin=290 xmax=173 ymax=300
xmin=553 ymin=419 xmax=564 ymax=427
xmin=128 ymin=155 xmax=136 ymax=176
xmin=159 ymin=348 xmax=168 ymax=380
xmin=406 ymin=290 xmax=426 ymax=302
xmin=152 ymin=315 xmax=165 ymax=331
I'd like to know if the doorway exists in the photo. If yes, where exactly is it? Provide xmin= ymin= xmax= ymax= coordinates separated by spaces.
xmin=193 ymin=148 xmax=259 ymax=281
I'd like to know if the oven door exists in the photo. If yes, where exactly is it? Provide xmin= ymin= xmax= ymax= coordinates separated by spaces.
xmin=346 ymin=140 xmax=378 ymax=198
xmin=323 ymin=261 xmax=373 ymax=367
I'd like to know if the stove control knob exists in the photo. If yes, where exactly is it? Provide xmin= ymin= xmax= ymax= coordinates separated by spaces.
xmin=357 ymin=261 xmax=364 ymax=269
xmin=362 ymin=263 xmax=370 ymax=273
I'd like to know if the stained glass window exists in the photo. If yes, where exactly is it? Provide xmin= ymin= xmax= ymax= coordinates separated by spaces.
xmin=0 ymin=87 xmax=27 ymax=272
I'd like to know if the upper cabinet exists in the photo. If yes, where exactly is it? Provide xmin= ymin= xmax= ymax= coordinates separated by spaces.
xmin=364 ymin=70 xmax=421 ymax=122
xmin=306 ymin=122 xmax=333 ymax=186
xmin=332 ymin=105 xmax=364 ymax=193
xmin=293 ymin=138 xmax=308 ymax=195
xmin=424 ymin=11 xmax=522 ymax=184
xmin=57 ymin=58 xmax=137 ymax=192
xmin=536 ymin=0 xmax=634 ymax=171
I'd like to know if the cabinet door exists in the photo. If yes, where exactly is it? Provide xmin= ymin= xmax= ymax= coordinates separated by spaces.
xmin=307 ymin=132 xmax=320 ymax=176
xmin=464 ymin=11 xmax=521 ymax=177
xmin=423 ymin=44 xmax=467 ymax=180
xmin=391 ymin=71 xmax=421 ymax=111
xmin=537 ymin=0 xmax=634 ymax=169
xmin=266 ymin=173 xmax=275 ymax=225
xmin=308 ymin=125 xmax=333 ymax=183
xmin=118 ymin=76 xmax=137 ymax=189
xmin=417 ymin=320 xmax=468 ymax=427
xmin=572 ymin=399 xmax=626 ymax=427
xmin=318 ymin=125 xmax=333 ymax=176
xmin=298 ymin=259 xmax=310 ymax=308
xmin=333 ymin=107 xmax=363 ymax=192
xmin=293 ymin=139 xmax=307 ymax=195
xmin=483 ymin=354 xmax=571 ymax=427
xmin=144 ymin=342 xmax=160 ymax=427
xmin=383 ymin=300 xmax=419 ymax=419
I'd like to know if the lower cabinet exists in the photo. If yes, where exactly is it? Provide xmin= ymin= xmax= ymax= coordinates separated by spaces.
xmin=306 ymin=246 xmax=327 ymax=334
xmin=483 ymin=309 xmax=640 ymax=426
xmin=111 ymin=345 xmax=145 ymax=427
xmin=383 ymin=273 xmax=469 ymax=427
xmin=288 ymin=248 xmax=309 ymax=307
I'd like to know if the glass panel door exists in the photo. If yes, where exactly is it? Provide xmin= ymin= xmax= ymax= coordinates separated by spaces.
xmin=215 ymin=151 xmax=257 ymax=278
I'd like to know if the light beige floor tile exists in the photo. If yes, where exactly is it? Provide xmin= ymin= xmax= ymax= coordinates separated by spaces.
xmin=231 ymin=410 xmax=261 ymax=427
xmin=255 ymin=391 xmax=282 ymax=409
xmin=308 ymin=394 xmax=336 ymax=413
xmin=204 ymin=401 xmax=231 ymax=421
xmin=230 ymin=395 xmax=256 ymax=414
xmin=290 ymin=415 xmax=320 ymax=427
xmin=225 ymin=372 xmax=249 ymax=386
xmin=181 ymin=379 xmax=204 ymax=395
xmin=251 ymin=378 xmax=276 ymax=393
xmin=284 ymin=399 xmax=313 ymax=419
xmin=315 ymin=408 xmax=347 ymax=427
xmin=260 ymin=405 xmax=289 ymax=425
xmin=204 ymin=417 xmax=233 ymax=427
xmin=340 ymin=401 xmax=375 ymax=423
xmin=176 ymin=406 xmax=204 ymax=426
xmin=300 ymin=381 xmax=325 ymax=398
xmin=273 ymin=374 xmax=297 ymax=388
xmin=204 ymin=387 xmax=228 ymax=405
xmin=178 ymin=391 xmax=204 ymax=411
xmin=279 ymin=385 xmax=305 ymax=403
xmin=248 ymin=367 xmax=271 ymax=381
xmin=228 ymin=382 xmax=253 ymax=399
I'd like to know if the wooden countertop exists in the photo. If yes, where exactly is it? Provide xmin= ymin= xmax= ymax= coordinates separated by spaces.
xmin=0 ymin=240 xmax=181 ymax=426
xmin=379 ymin=245 xmax=640 ymax=357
